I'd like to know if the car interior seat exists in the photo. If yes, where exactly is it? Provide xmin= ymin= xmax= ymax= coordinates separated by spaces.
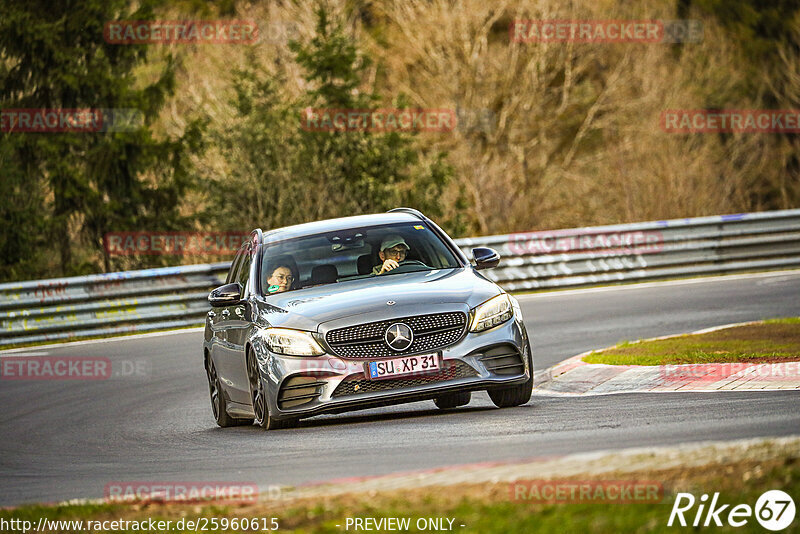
xmin=356 ymin=254 xmax=373 ymax=275
xmin=311 ymin=264 xmax=338 ymax=285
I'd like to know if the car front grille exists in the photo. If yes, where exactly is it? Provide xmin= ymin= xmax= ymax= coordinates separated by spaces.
xmin=330 ymin=360 xmax=477 ymax=398
xmin=325 ymin=311 xmax=467 ymax=359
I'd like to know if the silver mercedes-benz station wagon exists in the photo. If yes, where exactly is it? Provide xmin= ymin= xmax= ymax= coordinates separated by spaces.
xmin=203 ymin=208 xmax=532 ymax=429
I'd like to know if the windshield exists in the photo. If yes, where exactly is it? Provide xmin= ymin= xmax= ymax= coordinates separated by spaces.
xmin=259 ymin=222 xmax=461 ymax=294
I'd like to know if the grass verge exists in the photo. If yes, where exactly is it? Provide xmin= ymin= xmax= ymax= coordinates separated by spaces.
xmin=2 ymin=452 xmax=798 ymax=533
xmin=583 ymin=318 xmax=800 ymax=366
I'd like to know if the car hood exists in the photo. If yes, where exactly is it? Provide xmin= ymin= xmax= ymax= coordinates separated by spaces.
xmin=255 ymin=267 xmax=500 ymax=331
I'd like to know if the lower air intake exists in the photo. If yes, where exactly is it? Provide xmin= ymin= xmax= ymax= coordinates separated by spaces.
xmin=331 ymin=360 xmax=477 ymax=398
xmin=479 ymin=345 xmax=525 ymax=376
xmin=278 ymin=376 xmax=327 ymax=410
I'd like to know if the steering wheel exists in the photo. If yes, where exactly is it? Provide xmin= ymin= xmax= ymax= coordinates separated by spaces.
xmin=387 ymin=260 xmax=429 ymax=274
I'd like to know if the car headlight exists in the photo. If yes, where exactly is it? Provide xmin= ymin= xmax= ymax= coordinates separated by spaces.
xmin=259 ymin=328 xmax=325 ymax=356
xmin=510 ymin=295 xmax=523 ymax=322
xmin=469 ymin=294 xmax=514 ymax=332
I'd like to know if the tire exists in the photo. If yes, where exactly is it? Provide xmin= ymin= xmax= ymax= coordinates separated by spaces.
xmin=207 ymin=357 xmax=251 ymax=427
xmin=247 ymin=350 xmax=297 ymax=430
xmin=434 ymin=391 xmax=471 ymax=410
xmin=488 ymin=342 xmax=533 ymax=408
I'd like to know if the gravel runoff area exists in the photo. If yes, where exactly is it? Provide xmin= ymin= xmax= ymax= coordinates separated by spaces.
xmin=534 ymin=323 xmax=800 ymax=395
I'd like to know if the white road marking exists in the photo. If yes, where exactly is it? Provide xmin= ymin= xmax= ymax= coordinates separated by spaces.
xmin=0 ymin=327 xmax=204 ymax=354
xmin=0 ymin=351 xmax=50 ymax=357
xmin=515 ymin=269 xmax=800 ymax=299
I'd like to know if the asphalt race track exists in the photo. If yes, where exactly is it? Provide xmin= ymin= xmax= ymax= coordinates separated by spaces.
xmin=1 ymin=271 xmax=799 ymax=506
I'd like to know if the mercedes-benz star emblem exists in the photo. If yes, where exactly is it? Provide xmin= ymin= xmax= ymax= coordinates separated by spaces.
xmin=385 ymin=323 xmax=413 ymax=351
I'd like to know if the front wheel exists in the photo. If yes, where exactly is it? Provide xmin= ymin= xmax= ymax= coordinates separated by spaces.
xmin=488 ymin=342 xmax=533 ymax=408
xmin=247 ymin=350 xmax=296 ymax=430
xmin=207 ymin=357 xmax=251 ymax=427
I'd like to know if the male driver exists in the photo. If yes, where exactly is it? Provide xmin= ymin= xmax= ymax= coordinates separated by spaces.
xmin=372 ymin=235 xmax=410 ymax=275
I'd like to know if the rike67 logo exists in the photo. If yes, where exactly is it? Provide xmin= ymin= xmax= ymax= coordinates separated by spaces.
xmin=668 ymin=490 xmax=796 ymax=531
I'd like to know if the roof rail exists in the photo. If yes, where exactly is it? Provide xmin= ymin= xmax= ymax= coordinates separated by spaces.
xmin=387 ymin=207 xmax=426 ymax=220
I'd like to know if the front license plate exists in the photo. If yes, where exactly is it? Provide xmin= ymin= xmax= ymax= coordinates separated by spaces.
xmin=365 ymin=353 xmax=440 ymax=380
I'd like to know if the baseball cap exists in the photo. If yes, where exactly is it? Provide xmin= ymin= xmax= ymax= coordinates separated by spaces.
xmin=379 ymin=235 xmax=409 ymax=251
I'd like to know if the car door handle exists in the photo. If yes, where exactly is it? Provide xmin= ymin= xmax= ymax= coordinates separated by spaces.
xmin=221 ymin=309 xmax=230 ymax=319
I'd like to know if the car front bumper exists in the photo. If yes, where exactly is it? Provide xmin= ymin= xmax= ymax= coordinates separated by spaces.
xmin=254 ymin=314 xmax=531 ymax=421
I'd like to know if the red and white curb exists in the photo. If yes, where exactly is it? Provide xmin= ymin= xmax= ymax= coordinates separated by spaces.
xmin=535 ymin=321 xmax=800 ymax=395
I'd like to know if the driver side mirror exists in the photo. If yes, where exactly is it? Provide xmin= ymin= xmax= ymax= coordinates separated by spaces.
xmin=208 ymin=282 xmax=243 ymax=307
xmin=472 ymin=247 xmax=500 ymax=270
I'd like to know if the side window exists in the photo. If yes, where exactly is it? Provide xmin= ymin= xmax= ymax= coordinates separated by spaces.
xmin=237 ymin=245 xmax=253 ymax=294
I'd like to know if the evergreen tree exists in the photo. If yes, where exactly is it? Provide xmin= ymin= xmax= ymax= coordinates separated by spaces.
xmin=0 ymin=0 xmax=201 ymax=279
xmin=203 ymin=6 xmax=464 ymax=235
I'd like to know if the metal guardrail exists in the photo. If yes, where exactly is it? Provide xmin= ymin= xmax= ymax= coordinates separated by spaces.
xmin=0 ymin=264 xmax=229 ymax=347
xmin=458 ymin=209 xmax=800 ymax=291
xmin=1 ymin=209 xmax=799 ymax=347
